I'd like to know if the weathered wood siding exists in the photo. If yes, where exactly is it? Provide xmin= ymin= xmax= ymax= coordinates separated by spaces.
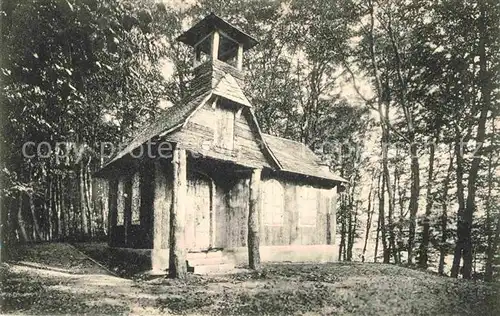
xmin=190 ymin=59 xmax=246 ymax=95
xmin=153 ymin=161 xmax=171 ymax=250
xmin=234 ymin=111 xmax=269 ymax=167
xmin=226 ymin=178 xmax=249 ymax=248
xmin=260 ymin=178 xmax=335 ymax=246
xmin=214 ymin=184 xmax=228 ymax=247
xmin=166 ymin=100 xmax=271 ymax=168
xmin=185 ymin=173 xmax=211 ymax=250
xmin=111 ymin=160 xmax=336 ymax=251
xmin=213 ymin=175 xmax=336 ymax=249
xmin=258 ymin=177 xmax=336 ymax=246
xmin=212 ymin=178 xmax=248 ymax=248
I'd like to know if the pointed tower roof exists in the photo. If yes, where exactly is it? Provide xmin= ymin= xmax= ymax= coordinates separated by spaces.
xmin=176 ymin=13 xmax=258 ymax=52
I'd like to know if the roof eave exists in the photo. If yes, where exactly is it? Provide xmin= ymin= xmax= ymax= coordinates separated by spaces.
xmin=176 ymin=13 xmax=259 ymax=50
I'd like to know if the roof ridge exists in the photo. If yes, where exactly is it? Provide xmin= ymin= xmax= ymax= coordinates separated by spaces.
xmin=244 ymin=109 xmax=282 ymax=169
xmin=97 ymin=91 xmax=211 ymax=171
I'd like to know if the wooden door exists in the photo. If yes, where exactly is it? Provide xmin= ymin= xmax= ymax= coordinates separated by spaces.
xmin=186 ymin=175 xmax=211 ymax=250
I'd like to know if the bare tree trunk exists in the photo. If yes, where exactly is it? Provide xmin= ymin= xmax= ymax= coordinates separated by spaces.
xmin=83 ymin=161 xmax=93 ymax=238
xmin=419 ymin=135 xmax=439 ymax=268
xmin=396 ymin=163 xmax=406 ymax=263
xmin=48 ymin=176 xmax=54 ymax=240
xmin=374 ymin=172 xmax=384 ymax=263
xmin=452 ymin=4 xmax=490 ymax=279
xmin=362 ymin=177 xmax=375 ymax=263
xmin=338 ymin=192 xmax=346 ymax=261
xmin=347 ymin=203 xmax=353 ymax=261
xmin=100 ymin=180 xmax=107 ymax=237
xmin=374 ymin=210 xmax=380 ymax=263
xmin=52 ymin=178 xmax=59 ymax=240
xmin=58 ymin=175 xmax=65 ymax=239
xmin=347 ymin=201 xmax=358 ymax=261
xmin=381 ymin=106 xmax=393 ymax=264
xmin=17 ymin=192 xmax=29 ymax=242
xmin=461 ymin=4 xmax=490 ymax=279
xmin=407 ymin=141 xmax=420 ymax=265
xmin=79 ymin=163 xmax=89 ymax=239
xmin=451 ymin=125 xmax=467 ymax=278
xmin=382 ymin=2 xmax=420 ymax=266
xmin=389 ymin=162 xmax=399 ymax=263
xmin=28 ymin=192 xmax=42 ymax=241
xmin=2 ymin=198 xmax=15 ymax=260
xmin=486 ymin=215 xmax=500 ymax=281
xmin=439 ymin=149 xmax=454 ymax=275
xmin=366 ymin=0 xmax=394 ymax=265
xmin=380 ymin=163 xmax=389 ymax=263
xmin=485 ymin=120 xmax=498 ymax=281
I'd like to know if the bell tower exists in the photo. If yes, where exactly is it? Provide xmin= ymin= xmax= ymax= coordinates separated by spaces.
xmin=177 ymin=13 xmax=258 ymax=94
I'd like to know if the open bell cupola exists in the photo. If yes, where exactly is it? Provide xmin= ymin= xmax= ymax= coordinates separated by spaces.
xmin=177 ymin=13 xmax=258 ymax=71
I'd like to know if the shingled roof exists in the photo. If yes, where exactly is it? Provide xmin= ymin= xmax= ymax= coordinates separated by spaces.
xmin=262 ymin=134 xmax=347 ymax=182
xmin=97 ymin=62 xmax=346 ymax=184
xmin=102 ymin=91 xmax=212 ymax=169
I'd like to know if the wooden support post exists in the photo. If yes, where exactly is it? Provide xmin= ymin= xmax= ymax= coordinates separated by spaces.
xmin=107 ymin=178 xmax=118 ymax=246
xmin=140 ymin=162 xmax=155 ymax=248
xmin=209 ymin=179 xmax=216 ymax=248
xmin=211 ymin=31 xmax=220 ymax=61
xmin=248 ymin=168 xmax=261 ymax=269
xmin=123 ymin=176 xmax=132 ymax=246
xmin=169 ymin=147 xmax=188 ymax=278
xmin=237 ymin=43 xmax=244 ymax=70
xmin=152 ymin=160 xmax=170 ymax=272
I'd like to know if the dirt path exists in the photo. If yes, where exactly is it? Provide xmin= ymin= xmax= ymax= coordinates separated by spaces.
xmin=1 ymin=243 xmax=148 ymax=314
xmin=1 ymin=243 xmax=499 ymax=315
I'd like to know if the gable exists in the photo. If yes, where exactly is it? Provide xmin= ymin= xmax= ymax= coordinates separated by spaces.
xmin=165 ymin=97 xmax=274 ymax=168
xmin=212 ymin=73 xmax=251 ymax=107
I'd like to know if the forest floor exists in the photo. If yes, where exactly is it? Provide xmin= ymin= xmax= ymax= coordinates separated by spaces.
xmin=1 ymin=243 xmax=499 ymax=315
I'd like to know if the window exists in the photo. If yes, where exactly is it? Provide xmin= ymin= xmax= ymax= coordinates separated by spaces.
xmin=193 ymin=36 xmax=211 ymax=68
xmin=117 ymin=179 xmax=125 ymax=225
xmin=214 ymin=103 xmax=235 ymax=150
xmin=217 ymin=32 xmax=239 ymax=68
xmin=298 ymin=186 xmax=317 ymax=227
xmin=131 ymin=172 xmax=140 ymax=225
xmin=262 ymin=179 xmax=284 ymax=226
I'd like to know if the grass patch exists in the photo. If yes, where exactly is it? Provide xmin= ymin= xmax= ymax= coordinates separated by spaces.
xmin=0 ymin=263 xmax=128 ymax=315
xmin=3 ymin=243 xmax=500 ymax=315
xmin=72 ymin=242 xmax=151 ymax=278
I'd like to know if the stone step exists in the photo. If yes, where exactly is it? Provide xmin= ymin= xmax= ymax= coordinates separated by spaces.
xmin=187 ymin=256 xmax=226 ymax=266
xmin=192 ymin=263 xmax=235 ymax=274
xmin=187 ymin=250 xmax=223 ymax=260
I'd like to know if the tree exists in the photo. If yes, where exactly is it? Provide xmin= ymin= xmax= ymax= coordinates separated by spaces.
xmin=0 ymin=0 xmax=174 ymax=251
